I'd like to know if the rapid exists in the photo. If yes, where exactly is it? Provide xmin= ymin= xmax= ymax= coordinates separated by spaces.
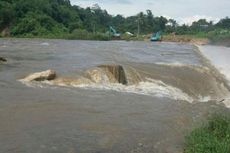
xmin=0 ymin=39 xmax=229 ymax=153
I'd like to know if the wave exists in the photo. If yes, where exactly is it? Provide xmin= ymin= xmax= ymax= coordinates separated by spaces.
xmin=155 ymin=62 xmax=188 ymax=67
xmin=19 ymin=63 xmax=230 ymax=105
xmin=20 ymin=77 xmax=193 ymax=102
xmin=40 ymin=42 xmax=50 ymax=46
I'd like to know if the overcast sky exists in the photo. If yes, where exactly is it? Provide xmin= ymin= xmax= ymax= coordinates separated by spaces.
xmin=70 ymin=0 xmax=230 ymax=25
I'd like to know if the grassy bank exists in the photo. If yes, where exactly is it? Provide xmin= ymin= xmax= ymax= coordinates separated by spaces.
xmin=195 ymin=29 xmax=230 ymax=46
xmin=1 ymin=30 xmax=230 ymax=45
xmin=3 ymin=29 xmax=111 ymax=41
xmin=184 ymin=114 xmax=230 ymax=153
xmin=209 ymin=35 xmax=230 ymax=47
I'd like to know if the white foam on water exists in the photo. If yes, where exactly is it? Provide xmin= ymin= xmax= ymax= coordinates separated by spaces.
xmin=19 ymin=81 xmax=44 ymax=88
xmin=197 ymin=45 xmax=230 ymax=108
xmin=197 ymin=45 xmax=230 ymax=86
xmin=53 ymin=77 xmax=194 ymax=102
xmin=40 ymin=42 xmax=50 ymax=46
xmin=19 ymin=79 xmax=60 ymax=89
xmin=223 ymin=99 xmax=230 ymax=108
xmin=197 ymin=95 xmax=211 ymax=102
xmin=19 ymin=77 xmax=193 ymax=102
xmin=155 ymin=62 xmax=186 ymax=67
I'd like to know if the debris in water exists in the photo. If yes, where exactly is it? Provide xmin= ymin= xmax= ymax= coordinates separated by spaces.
xmin=97 ymin=65 xmax=128 ymax=85
xmin=0 ymin=57 xmax=7 ymax=62
xmin=219 ymin=99 xmax=225 ymax=103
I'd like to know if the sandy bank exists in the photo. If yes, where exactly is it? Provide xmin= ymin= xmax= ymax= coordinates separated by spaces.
xmin=162 ymin=35 xmax=209 ymax=45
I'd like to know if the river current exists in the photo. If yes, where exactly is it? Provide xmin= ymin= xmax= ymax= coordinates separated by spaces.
xmin=0 ymin=39 xmax=229 ymax=153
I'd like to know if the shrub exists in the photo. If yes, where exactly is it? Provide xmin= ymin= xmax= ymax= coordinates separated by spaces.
xmin=67 ymin=29 xmax=110 ymax=40
xmin=185 ymin=114 xmax=230 ymax=153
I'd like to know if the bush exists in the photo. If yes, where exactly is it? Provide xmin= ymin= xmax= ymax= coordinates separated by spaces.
xmin=185 ymin=114 xmax=230 ymax=153
xmin=67 ymin=29 xmax=110 ymax=40
xmin=205 ymin=29 xmax=230 ymax=46
xmin=11 ymin=12 xmax=68 ymax=37
xmin=0 ymin=1 xmax=15 ymax=30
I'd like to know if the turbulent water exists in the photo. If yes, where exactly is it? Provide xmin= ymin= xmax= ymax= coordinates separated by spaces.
xmin=0 ymin=39 xmax=230 ymax=153
xmin=198 ymin=45 xmax=230 ymax=84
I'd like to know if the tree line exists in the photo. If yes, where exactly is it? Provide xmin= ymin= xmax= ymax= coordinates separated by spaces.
xmin=0 ymin=0 xmax=229 ymax=38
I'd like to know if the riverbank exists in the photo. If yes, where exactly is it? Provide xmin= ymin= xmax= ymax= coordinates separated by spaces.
xmin=162 ymin=34 xmax=210 ymax=45
xmin=1 ymin=32 xmax=230 ymax=47
xmin=184 ymin=114 xmax=230 ymax=153
xmin=184 ymin=44 xmax=230 ymax=152
xmin=161 ymin=34 xmax=230 ymax=47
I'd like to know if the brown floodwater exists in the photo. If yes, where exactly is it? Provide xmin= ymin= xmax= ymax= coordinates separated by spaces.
xmin=0 ymin=38 xmax=229 ymax=153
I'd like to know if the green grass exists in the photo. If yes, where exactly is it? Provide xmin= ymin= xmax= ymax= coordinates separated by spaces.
xmin=7 ymin=28 xmax=111 ymax=41
xmin=185 ymin=114 xmax=230 ymax=153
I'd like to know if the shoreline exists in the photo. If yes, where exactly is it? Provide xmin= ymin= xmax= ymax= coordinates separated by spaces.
xmin=162 ymin=35 xmax=210 ymax=45
xmin=162 ymin=34 xmax=230 ymax=47
xmin=1 ymin=35 xmax=229 ymax=47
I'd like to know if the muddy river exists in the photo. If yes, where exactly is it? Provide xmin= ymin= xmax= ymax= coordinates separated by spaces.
xmin=0 ymin=39 xmax=229 ymax=153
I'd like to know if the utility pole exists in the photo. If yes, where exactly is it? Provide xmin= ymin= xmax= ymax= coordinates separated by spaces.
xmin=137 ymin=19 xmax=140 ymax=38
xmin=91 ymin=10 xmax=96 ymax=34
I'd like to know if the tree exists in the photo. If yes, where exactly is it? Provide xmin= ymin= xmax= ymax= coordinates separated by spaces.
xmin=165 ymin=19 xmax=178 ymax=33
xmin=146 ymin=10 xmax=154 ymax=32
xmin=1 ymin=0 xmax=229 ymax=38
xmin=0 ymin=1 xmax=15 ymax=30
xmin=216 ymin=17 xmax=230 ymax=29
xmin=190 ymin=19 xmax=212 ymax=33
xmin=112 ymin=15 xmax=125 ymax=32
xmin=152 ymin=16 xmax=168 ymax=32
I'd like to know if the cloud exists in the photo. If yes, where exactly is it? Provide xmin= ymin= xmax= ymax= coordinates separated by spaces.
xmin=114 ymin=0 xmax=131 ymax=4
xmin=71 ymin=0 xmax=131 ymax=5
xmin=178 ymin=15 xmax=220 ymax=25
xmin=70 ymin=0 xmax=230 ymax=23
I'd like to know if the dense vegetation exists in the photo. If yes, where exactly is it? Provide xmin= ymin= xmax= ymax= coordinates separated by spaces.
xmin=0 ymin=0 xmax=230 ymax=41
xmin=185 ymin=114 xmax=230 ymax=153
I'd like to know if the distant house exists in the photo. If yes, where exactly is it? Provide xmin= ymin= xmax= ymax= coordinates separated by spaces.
xmin=200 ymin=24 xmax=209 ymax=28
